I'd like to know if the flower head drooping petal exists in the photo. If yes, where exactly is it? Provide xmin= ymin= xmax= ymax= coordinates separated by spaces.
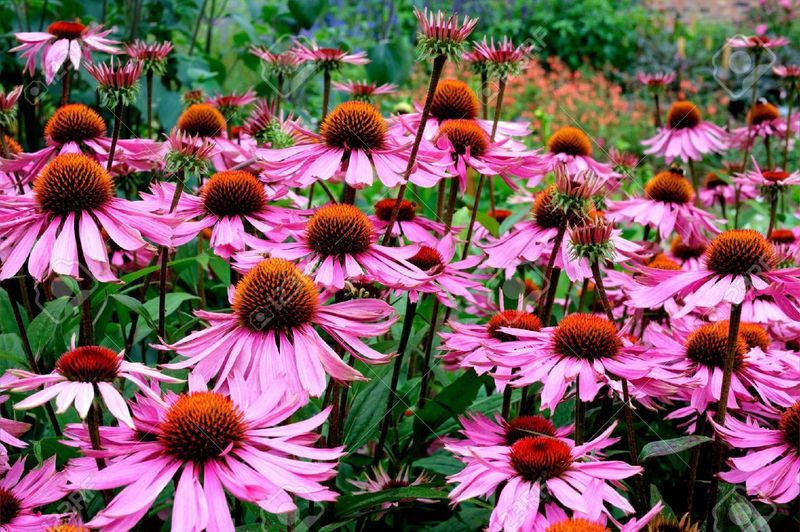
xmin=125 ymin=40 xmax=173 ymax=76
xmin=84 ymin=57 xmax=142 ymax=108
xmin=292 ymin=40 xmax=369 ymax=71
xmin=413 ymin=7 xmax=478 ymax=61
xmin=332 ymin=80 xmax=398 ymax=102
xmin=0 ymin=86 xmax=22 ymax=130
xmin=464 ymin=37 xmax=533 ymax=80
xmin=207 ymin=89 xmax=257 ymax=124
xmin=164 ymin=128 xmax=215 ymax=176
xmin=250 ymin=46 xmax=305 ymax=79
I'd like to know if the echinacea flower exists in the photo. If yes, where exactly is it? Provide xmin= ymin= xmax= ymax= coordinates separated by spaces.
xmin=534 ymin=500 xmax=665 ymax=532
xmin=0 ymin=153 xmax=172 ymax=281
xmin=447 ymin=412 xmax=572 ymax=454
xmin=2 ymin=344 xmax=180 ymax=428
xmin=163 ymin=127 xmax=215 ymax=175
xmin=413 ymin=7 xmax=478 ymax=60
xmin=207 ymin=89 xmax=257 ymax=123
xmin=447 ymin=423 xmax=641 ymax=531
xmin=333 ymin=80 xmax=398 ymax=101
xmin=142 ymin=170 xmax=302 ymax=258
xmin=244 ymin=204 xmax=431 ymax=290
xmin=728 ymin=34 xmax=790 ymax=50
xmin=631 ymin=229 xmax=800 ymax=318
xmin=440 ymin=307 xmax=543 ymax=389
xmin=292 ymin=41 xmax=369 ymax=69
xmin=641 ymin=101 xmax=728 ymax=163
xmin=124 ymin=40 xmax=173 ymax=75
xmin=85 ymin=57 xmax=143 ymax=107
xmin=242 ymin=99 xmax=299 ymax=148
xmin=713 ymin=402 xmax=800 ymax=503
xmin=260 ymin=100 xmax=448 ymax=189
xmin=773 ymin=64 xmax=800 ymax=79
xmin=159 ymin=257 xmax=396 ymax=395
xmin=349 ymin=465 xmax=433 ymax=511
xmin=541 ymin=126 xmax=617 ymax=182
xmin=0 ymin=395 xmax=28 ymax=460
xmin=370 ymin=197 xmax=452 ymax=245
xmin=250 ymin=46 xmax=304 ymax=79
xmin=65 ymin=374 xmax=343 ymax=530
xmin=636 ymin=71 xmax=676 ymax=89
xmin=464 ymin=37 xmax=533 ymax=80
xmin=0 ymin=457 xmax=68 ymax=530
xmin=729 ymin=98 xmax=796 ymax=149
xmin=736 ymin=158 xmax=800 ymax=198
xmin=181 ymin=89 xmax=206 ymax=106
xmin=2 ymin=103 xmax=162 ymax=180
xmin=12 ymin=21 xmax=120 ymax=83
xmin=175 ymin=103 xmax=247 ymax=169
xmin=0 ymin=87 xmax=22 ymax=129
xmin=607 ymin=166 xmax=722 ymax=245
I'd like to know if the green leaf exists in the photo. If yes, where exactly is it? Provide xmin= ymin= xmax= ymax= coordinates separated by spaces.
xmin=639 ymin=435 xmax=711 ymax=460
xmin=287 ymin=0 xmax=327 ymax=29
xmin=142 ymin=293 xmax=199 ymax=320
xmin=712 ymin=484 xmax=771 ymax=532
xmin=343 ymin=364 xmax=391 ymax=449
xmin=413 ymin=371 xmax=483 ymax=435
xmin=333 ymin=486 xmax=447 ymax=518
xmin=413 ymin=452 xmax=464 ymax=476
xmin=27 ymin=298 xmax=73 ymax=357
xmin=366 ymin=39 xmax=413 ymax=86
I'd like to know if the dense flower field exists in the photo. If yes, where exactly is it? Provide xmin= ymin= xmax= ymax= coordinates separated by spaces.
xmin=0 ymin=2 xmax=799 ymax=531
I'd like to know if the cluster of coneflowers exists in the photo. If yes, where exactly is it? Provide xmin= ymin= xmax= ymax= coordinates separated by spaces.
xmin=0 ymin=7 xmax=798 ymax=532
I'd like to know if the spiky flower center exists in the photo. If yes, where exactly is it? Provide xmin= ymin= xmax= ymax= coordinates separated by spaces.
xmin=736 ymin=322 xmax=771 ymax=351
xmin=645 ymin=170 xmax=694 ymax=204
xmin=671 ymin=236 xmax=706 ymax=261
xmin=56 ymin=346 xmax=120 ymax=382
xmin=159 ymin=392 xmax=246 ymax=463
xmin=762 ymin=170 xmax=789 ymax=183
xmin=704 ymin=230 xmax=777 ymax=276
xmin=47 ymin=20 xmax=86 ymax=39
xmin=34 ymin=154 xmax=114 ymax=215
xmin=547 ymin=127 xmax=592 ymax=156
xmin=306 ymin=204 xmax=373 ymax=256
xmin=748 ymin=102 xmax=780 ymax=126
xmin=704 ymin=172 xmax=727 ymax=189
xmin=509 ymin=436 xmax=573 ymax=481
xmin=506 ymin=415 xmax=557 ymax=445
xmin=769 ymin=229 xmax=795 ymax=244
xmin=44 ymin=104 xmax=107 ymax=144
xmin=685 ymin=322 xmax=746 ymax=370
xmin=546 ymin=519 xmax=608 ymax=532
xmin=647 ymin=514 xmax=700 ymax=532
xmin=48 ymin=526 xmax=91 ymax=532
xmin=177 ymin=104 xmax=226 ymax=138
xmin=487 ymin=310 xmax=542 ymax=341
xmin=407 ymin=246 xmax=444 ymax=273
xmin=320 ymin=101 xmax=386 ymax=151
xmin=552 ymin=314 xmax=621 ymax=360
xmin=531 ymin=185 xmax=586 ymax=229
xmin=437 ymin=119 xmax=489 ymax=157
xmin=3 ymin=135 xmax=22 ymax=155
xmin=375 ymin=198 xmax=416 ymax=222
xmin=430 ymin=79 xmax=479 ymax=121
xmin=648 ymin=254 xmax=682 ymax=270
xmin=233 ymin=258 xmax=319 ymax=332
xmin=666 ymin=101 xmax=701 ymax=129
xmin=0 ymin=488 xmax=20 ymax=525
xmin=779 ymin=402 xmax=800 ymax=452
xmin=201 ymin=170 xmax=266 ymax=217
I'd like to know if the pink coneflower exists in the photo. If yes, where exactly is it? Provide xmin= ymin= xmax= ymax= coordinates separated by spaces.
xmin=125 ymin=40 xmax=173 ymax=75
xmin=698 ymin=171 xmax=753 ymax=209
xmin=159 ymin=257 xmax=396 ymax=395
xmin=0 ymin=153 xmax=171 ymax=281
xmin=432 ymin=118 xmax=542 ymax=191
xmin=250 ymin=46 xmax=304 ymax=75
xmin=333 ymin=80 xmax=398 ymax=101
xmin=65 ymin=375 xmax=343 ymax=529
xmin=713 ymin=402 xmax=800 ymax=503
xmin=646 ymin=321 xmax=795 ymax=420
xmin=728 ymin=33 xmax=790 ymax=50
xmin=493 ymin=314 xmax=678 ymax=410
xmin=541 ymin=126 xmax=617 ymax=182
xmin=164 ymin=127 xmax=215 ymax=175
xmin=566 ymin=217 xmax=646 ymax=281
xmin=349 ymin=465 xmax=433 ymax=511
xmin=440 ymin=307 xmax=543 ymax=390
xmin=774 ymin=64 xmax=800 ymax=78
xmin=393 ymin=79 xmax=531 ymax=147
xmin=0 ymin=395 xmax=28 ymax=459
xmin=2 ymin=103 xmax=162 ymax=180
xmin=370 ymin=197 xmax=452 ymax=245
xmin=607 ymin=167 xmax=722 ymax=245
xmin=292 ymin=41 xmax=368 ymax=68
xmin=447 ymin=412 xmax=572 ymax=454
xmin=413 ymin=7 xmax=478 ymax=60
xmin=0 ymin=457 xmax=67 ymax=530
xmin=0 ymin=86 xmax=22 ymax=129
xmin=607 ymin=147 xmax=640 ymax=171
xmin=260 ymin=100 xmax=448 ymax=189
xmin=637 ymin=71 xmax=676 ymax=88
xmin=2 ymin=344 xmax=180 ymax=428
xmin=84 ymin=57 xmax=142 ymax=107
xmin=535 ymin=501 xmax=665 ymax=532
xmin=175 ymin=103 xmax=248 ymax=169
xmin=244 ymin=204 xmax=431 ymax=290
xmin=400 ymin=235 xmax=488 ymax=307
xmin=641 ymin=101 xmax=728 ymax=163
xmin=631 ymin=229 xmax=800 ymax=318
xmin=481 ymin=168 xmax=602 ymax=278
xmin=729 ymin=98 xmax=796 ymax=149
xmin=207 ymin=89 xmax=257 ymax=122
xmin=142 ymin=170 xmax=302 ymax=258
xmin=464 ymin=37 xmax=533 ymax=79
xmin=12 ymin=21 xmax=120 ymax=83
xmin=242 ymin=99 xmax=300 ymax=148
xmin=736 ymin=158 xmax=800 ymax=191
xmin=447 ymin=423 xmax=640 ymax=530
